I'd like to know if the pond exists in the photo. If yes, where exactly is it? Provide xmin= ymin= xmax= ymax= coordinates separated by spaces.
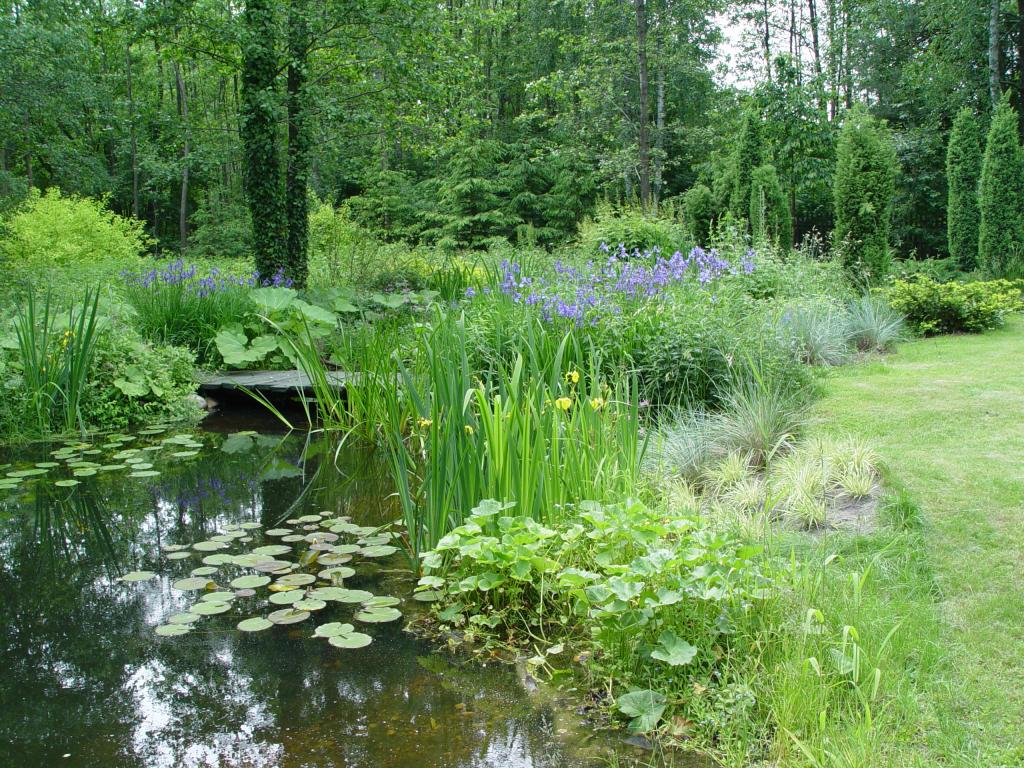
xmin=0 ymin=419 xmax=665 ymax=768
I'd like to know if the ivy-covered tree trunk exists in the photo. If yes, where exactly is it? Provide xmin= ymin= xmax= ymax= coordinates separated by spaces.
xmin=946 ymin=108 xmax=982 ymax=271
xmin=241 ymin=0 xmax=286 ymax=281
xmin=285 ymin=0 xmax=311 ymax=286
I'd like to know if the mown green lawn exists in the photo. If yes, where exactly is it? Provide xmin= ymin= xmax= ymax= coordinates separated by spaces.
xmin=815 ymin=317 xmax=1024 ymax=768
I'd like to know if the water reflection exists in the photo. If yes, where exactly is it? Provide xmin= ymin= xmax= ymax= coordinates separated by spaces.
xmin=0 ymin=429 xmax=629 ymax=768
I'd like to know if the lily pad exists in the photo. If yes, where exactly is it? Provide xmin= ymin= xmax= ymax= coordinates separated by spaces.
xmin=35 ymin=462 xmax=60 ymax=468
xmin=166 ymin=551 xmax=192 ymax=560
xmin=155 ymin=623 xmax=191 ymax=637
xmin=72 ymin=469 xmax=98 ymax=477
xmin=130 ymin=470 xmax=161 ymax=478
xmin=192 ymin=540 xmax=228 ymax=552
xmin=53 ymin=479 xmax=80 ymax=487
xmin=190 ymin=566 xmax=219 ymax=577
xmin=200 ymin=591 xmax=236 ymax=603
xmin=293 ymin=599 xmax=327 ymax=612
xmin=173 ymin=576 xmax=215 ymax=591
xmin=167 ymin=612 xmax=201 ymax=625
xmin=267 ymin=608 xmax=311 ymax=625
xmin=237 ymin=617 xmax=273 ymax=632
xmin=266 ymin=528 xmax=293 ymax=537
xmin=230 ymin=574 xmax=271 ymax=589
xmin=162 ymin=543 xmax=189 ymax=552
xmin=281 ymin=534 xmax=305 ymax=543
xmin=327 ymin=630 xmax=373 ymax=649
xmin=239 ymin=522 xmax=262 ymax=530
xmin=269 ymin=590 xmax=304 ymax=605
xmin=319 ymin=566 xmax=356 ymax=581
xmin=202 ymin=554 xmax=235 ymax=566
xmin=298 ymin=514 xmax=323 ymax=523
xmin=412 ymin=590 xmax=441 ymax=602
xmin=275 ymin=573 xmax=316 ymax=587
xmin=252 ymin=544 xmax=291 ymax=556
xmin=233 ymin=588 xmax=257 ymax=598
xmin=314 ymin=587 xmax=373 ymax=604
xmin=360 ymin=545 xmax=399 ymax=558
xmin=354 ymin=606 xmax=402 ymax=623
xmin=171 ymin=451 xmax=199 ymax=458
xmin=118 ymin=570 xmax=157 ymax=582
xmin=362 ymin=595 xmax=401 ymax=608
xmin=318 ymin=553 xmax=354 ymax=566
xmin=189 ymin=600 xmax=231 ymax=616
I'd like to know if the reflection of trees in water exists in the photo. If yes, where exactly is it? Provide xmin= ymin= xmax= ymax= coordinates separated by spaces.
xmin=0 ymin=432 xmax=573 ymax=768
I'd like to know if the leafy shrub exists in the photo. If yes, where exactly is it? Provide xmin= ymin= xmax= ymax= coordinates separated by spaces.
xmin=188 ymin=195 xmax=253 ymax=260
xmin=734 ymin=244 xmax=850 ymax=302
xmin=81 ymin=327 xmax=201 ymax=430
xmin=0 ymin=188 xmax=149 ymax=290
xmin=577 ymin=203 xmax=688 ymax=254
xmin=846 ymin=294 xmax=905 ymax=351
xmin=417 ymin=498 xmax=768 ymax=735
xmin=878 ymin=276 xmax=1024 ymax=335
xmin=891 ymin=256 xmax=963 ymax=283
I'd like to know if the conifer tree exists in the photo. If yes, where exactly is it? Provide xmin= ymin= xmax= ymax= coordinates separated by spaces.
xmin=833 ymin=107 xmax=897 ymax=282
xmin=684 ymin=183 xmax=715 ymax=244
xmin=730 ymin=109 xmax=764 ymax=221
xmin=749 ymin=164 xmax=792 ymax=250
xmin=946 ymin=108 xmax=982 ymax=272
xmin=978 ymin=93 xmax=1024 ymax=277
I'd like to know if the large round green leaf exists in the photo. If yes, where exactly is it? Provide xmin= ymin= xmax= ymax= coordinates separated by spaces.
xmin=118 ymin=570 xmax=157 ymax=583
xmin=173 ymin=577 xmax=215 ymax=591
xmin=355 ymin=606 xmax=402 ymax=623
xmin=237 ymin=617 xmax=273 ymax=632
xmin=268 ymin=590 xmax=304 ymax=605
xmin=189 ymin=600 xmax=231 ymax=616
xmin=155 ymin=623 xmax=191 ymax=637
xmin=230 ymin=574 xmax=271 ymax=589
xmin=268 ymin=608 xmax=310 ymax=625
xmin=275 ymin=573 xmax=315 ymax=587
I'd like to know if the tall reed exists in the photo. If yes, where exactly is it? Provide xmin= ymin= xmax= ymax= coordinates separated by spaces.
xmin=14 ymin=290 xmax=102 ymax=435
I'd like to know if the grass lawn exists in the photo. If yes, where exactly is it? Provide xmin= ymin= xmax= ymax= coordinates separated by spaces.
xmin=814 ymin=316 xmax=1024 ymax=767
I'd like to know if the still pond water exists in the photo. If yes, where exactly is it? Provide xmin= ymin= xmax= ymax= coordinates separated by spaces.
xmin=0 ymin=418 xmax=662 ymax=768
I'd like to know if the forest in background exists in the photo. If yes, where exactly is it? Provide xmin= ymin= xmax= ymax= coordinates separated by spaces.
xmin=0 ymin=0 xmax=1015 ymax=266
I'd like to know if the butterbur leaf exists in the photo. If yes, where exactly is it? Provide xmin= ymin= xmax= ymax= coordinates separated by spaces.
xmin=650 ymin=631 xmax=697 ymax=667
xmin=615 ymin=689 xmax=667 ymax=733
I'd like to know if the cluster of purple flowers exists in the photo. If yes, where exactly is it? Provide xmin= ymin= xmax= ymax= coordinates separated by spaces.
xmin=123 ymin=259 xmax=293 ymax=297
xmin=477 ymin=243 xmax=757 ymax=326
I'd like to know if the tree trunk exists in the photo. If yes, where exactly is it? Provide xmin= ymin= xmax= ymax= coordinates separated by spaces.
xmin=125 ymin=35 xmax=139 ymax=218
xmin=635 ymin=0 xmax=651 ymax=210
xmin=1018 ymin=0 xmax=1024 ymax=136
xmin=653 ymin=60 xmax=665 ymax=210
xmin=843 ymin=0 xmax=853 ymax=108
xmin=174 ymin=60 xmax=190 ymax=251
xmin=763 ymin=0 xmax=773 ymax=82
xmin=807 ymin=0 xmax=825 ymax=111
xmin=991 ymin=0 xmax=1001 ymax=107
xmin=285 ymin=0 xmax=311 ymax=285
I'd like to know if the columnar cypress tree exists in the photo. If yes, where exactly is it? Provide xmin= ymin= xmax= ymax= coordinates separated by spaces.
xmin=683 ymin=183 xmax=715 ymax=244
xmin=749 ymin=164 xmax=793 ymax=250
xmin=978 ymin=93 xmax=1024 ymax=277
xmin=833 ymin=107 xmax=897 ymax=282
xmin=946 ymin=108 xmax=982 ymax=271
xmin=241 ymin=0 xmax=287 ymax=281
xmin=730 ymin=109 xmax=764 ymax=220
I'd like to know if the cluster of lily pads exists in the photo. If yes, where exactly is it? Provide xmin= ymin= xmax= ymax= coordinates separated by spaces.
xmin=118 ymin=512 xmax=405 ymax=649
xmin=0 ymin=425 xmax=202 ymax=492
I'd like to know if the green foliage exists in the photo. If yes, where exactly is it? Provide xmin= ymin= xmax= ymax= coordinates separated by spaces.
xmin=417 ymin=498 xmax=767 ymax=734
xmin=241 ymin=0 xmax=287 ymax=280
xmin=80 ymin=328 xmax=200 ymax=430
xmin=978 ymin=94 xmax=1024 ymax=278
xmin=0 ymin=189 xmax=148 ymax=287
xmin=878 ymin=276 xmax=1023 ymax=335
xmin=891 ymin=255 xmax=964 ymax=283
xmin=683 ymin=183 xmax=715 ymax=244
xmin=344 ymin=171 xmax=425 ymax=242
xmin=10 ymin=290 xmax=102 ymax=435
xmin=189 ymin=196 xmax=253 ymax=260
xmin=777 ymin=299 xmax=852 ymax=366
xmin=749 ymin=164 xmax=792 ymax=250
xmin=730 ymin=108 xmax=764 ymax=220
xmin=577 ymin=203 xmax=688 ymax=254
xmin=946 ymin=108 xmax=982 ymax=272
xmin=833 ymin=107 xmax=898 ymax=282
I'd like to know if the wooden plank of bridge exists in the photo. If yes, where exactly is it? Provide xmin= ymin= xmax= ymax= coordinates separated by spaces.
xmin=198 ymin=370 xmax=347 ymax=397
